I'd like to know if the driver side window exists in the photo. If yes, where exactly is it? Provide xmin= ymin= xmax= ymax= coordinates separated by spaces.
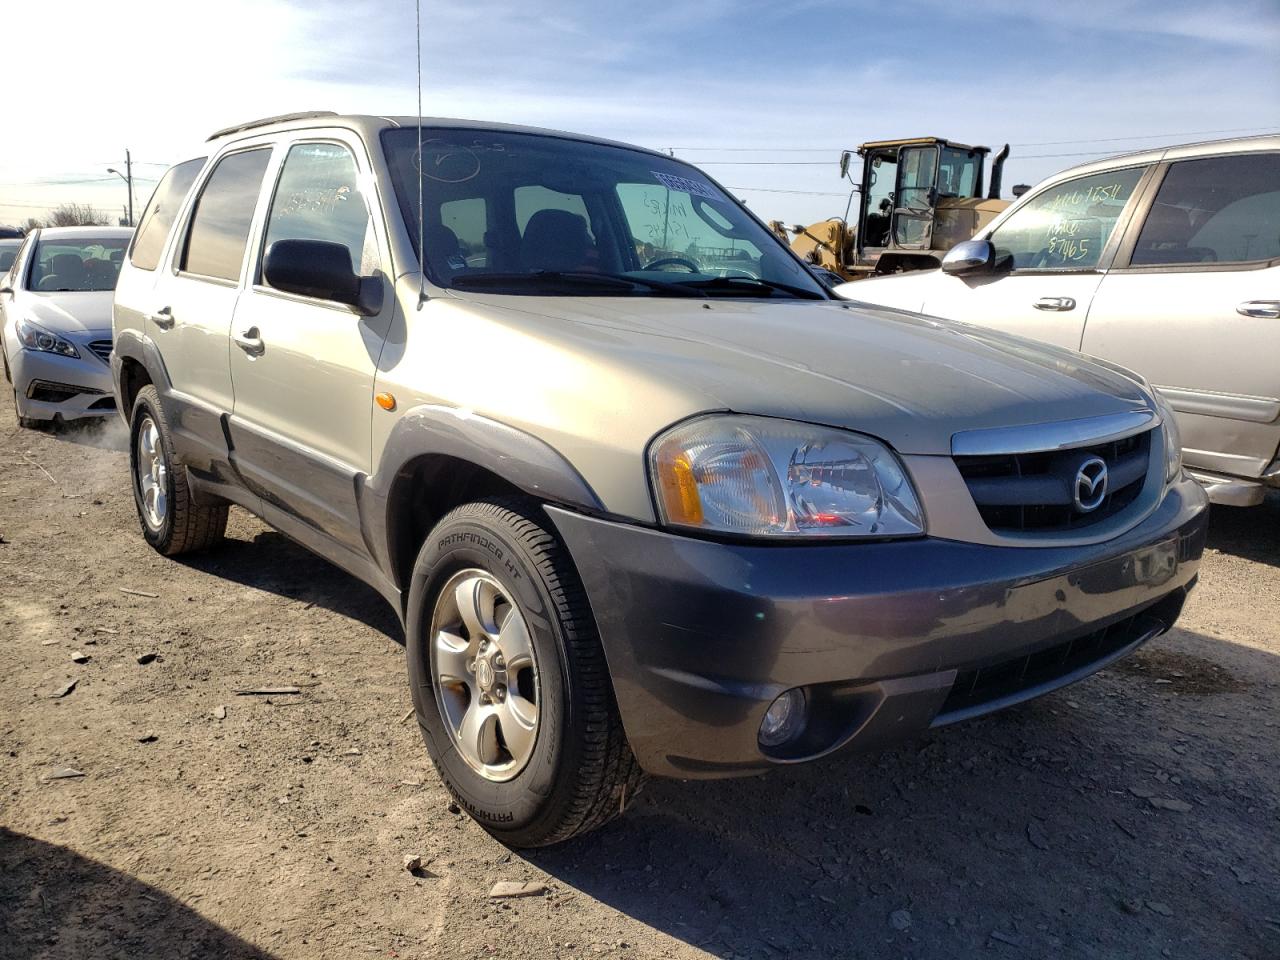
xmin=990 ymin=167 xmax=1145 ymax=271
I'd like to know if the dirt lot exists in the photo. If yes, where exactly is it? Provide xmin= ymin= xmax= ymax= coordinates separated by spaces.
xmin=1 ymin=393 xmax=1277 ymax=960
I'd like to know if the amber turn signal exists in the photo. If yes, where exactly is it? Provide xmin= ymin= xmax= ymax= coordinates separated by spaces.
xmin=375 ymin=392 xmax=396 ymax=411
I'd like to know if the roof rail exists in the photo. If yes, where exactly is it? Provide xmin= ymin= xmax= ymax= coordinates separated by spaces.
xmin=206 ymin=111 xmax=338 ymax=142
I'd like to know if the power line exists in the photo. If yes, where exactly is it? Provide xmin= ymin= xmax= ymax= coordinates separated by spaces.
xmin=1011 ymin=125 xmax=1278 ymax=147
xmin=728 ymin=186 xmax=850 ymax=196
xmin=693 ymin=160 xmax=838 ymax=166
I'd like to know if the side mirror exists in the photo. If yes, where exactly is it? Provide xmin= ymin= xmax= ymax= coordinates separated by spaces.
xmin=941 ymin=239 xmax=994 ymax=276
xmin=263 ymin=239 xmax=382 ymax=315
xmin=839 ymin=150 xmax=852 ymax=180
xmin=0 ymin=285 xmax=13 ymax=296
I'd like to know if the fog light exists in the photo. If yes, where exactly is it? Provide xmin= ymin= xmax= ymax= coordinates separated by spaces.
xmin=758 ymin=688 xmax=806 ymax=747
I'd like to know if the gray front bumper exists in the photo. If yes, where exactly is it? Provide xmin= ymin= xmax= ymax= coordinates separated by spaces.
xmin=547 ymin=475 xmax=1209 ymax=778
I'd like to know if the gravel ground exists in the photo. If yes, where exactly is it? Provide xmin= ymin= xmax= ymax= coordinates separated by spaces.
xmin=1 ymin=395 xmax=1277 ymax=960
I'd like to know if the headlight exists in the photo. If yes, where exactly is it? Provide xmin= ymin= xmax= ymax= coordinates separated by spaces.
xmin=649 ymin=415 xmax=924 ymax=538
xmin=1152 ymin=390 xmax=1182 ymax=482
xmin=16 ymin=317 xmax=79 ymax=358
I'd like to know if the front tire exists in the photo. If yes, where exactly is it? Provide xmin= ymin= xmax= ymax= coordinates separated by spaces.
xmin=406 ymin=497 xmax=645 ymax=847
xmin=129 ymin=385 xmax=227 ymax=555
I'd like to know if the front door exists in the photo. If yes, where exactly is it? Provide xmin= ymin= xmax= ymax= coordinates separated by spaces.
xmin=227 ymin=136 xmax=396 ymax=552
xmin=920 ymin=165 xmax=1152 ymax=352
xmin=1083 ymin=151 xmax=1280 ymax=479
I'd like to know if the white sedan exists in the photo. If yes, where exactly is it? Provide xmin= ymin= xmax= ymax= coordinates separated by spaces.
xmin=0 ymin=226 xmax=133 ymax=427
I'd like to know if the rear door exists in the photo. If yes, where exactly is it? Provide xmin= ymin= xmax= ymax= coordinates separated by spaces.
xmin=147 ymin=147 xmax=274 ymax=472
xmin=918 ymin=165 xmax=1152 ymax=351
xmin=226 ymin=134 xmax=396 ymax=552
xmin=1082 ymin=150 xmax=1280 ymax=479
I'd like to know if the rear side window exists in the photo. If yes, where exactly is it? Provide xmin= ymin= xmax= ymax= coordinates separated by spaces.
xmin=129 ymin=157 xmax=206 ymax=271
xmin=262 ymin=142 xmax=379 ymax=280
xmin=181 ymin=148 xmax=272 ymax=282
xmin=990 ymin=167 xmax=1145 ymax=271
xmin=1131 ymin=153 xmax=1280 ymax=266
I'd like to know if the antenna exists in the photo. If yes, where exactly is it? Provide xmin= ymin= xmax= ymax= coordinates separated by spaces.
xmin=415 ymin=0 xmax=427 ymax=306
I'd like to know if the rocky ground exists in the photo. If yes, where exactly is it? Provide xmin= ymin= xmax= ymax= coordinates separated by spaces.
xmin=1 ymin=394 xmax=1277 ymax=960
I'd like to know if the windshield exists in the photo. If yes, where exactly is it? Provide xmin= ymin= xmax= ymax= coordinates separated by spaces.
xmin=29 ymin=236 xmax=129 ymax=291
xmin=382 ymin=128 xmax=825 ymax=299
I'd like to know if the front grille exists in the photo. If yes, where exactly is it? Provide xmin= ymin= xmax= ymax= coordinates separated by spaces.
xmin=87 ymin=340 xmax=113 ymax=364
xmin=934 ymin=590 xmax=1186 ymax=724
xmin=955 ymin=430 xmax=1151 ymax=533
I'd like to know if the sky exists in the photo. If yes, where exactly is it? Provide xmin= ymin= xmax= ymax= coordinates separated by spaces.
xmin=2 ymin=0 xmax=1277 ymax=229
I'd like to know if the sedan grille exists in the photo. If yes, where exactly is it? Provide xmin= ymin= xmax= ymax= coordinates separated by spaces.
xmin=955 ymin=430 xmax=1151 ymax=533
xmin=87 ymin=340 xmax=113 ymax=364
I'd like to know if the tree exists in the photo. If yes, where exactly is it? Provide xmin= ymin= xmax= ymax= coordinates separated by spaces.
xmin=20 ymin=217 xmax=43 ymax=233
xmin=43 ymin=203 xmax=109 ymax=227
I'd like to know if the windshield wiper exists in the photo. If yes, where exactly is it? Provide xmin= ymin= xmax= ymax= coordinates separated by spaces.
xmin=678 ymin=276 xmax=825 ymax=300
xmin=451 ymin=271 xmax=705 ymax=297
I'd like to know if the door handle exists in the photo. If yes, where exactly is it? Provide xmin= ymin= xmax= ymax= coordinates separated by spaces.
xmin=233 ymin=327 xmax=265 ymax=357
xmin=148 ymin=307 xmax=176 ymax=329
xmin=1237 ymin=300 xmax=1280 ymax=319
xmin=1033 ymin=297 xmax=1076 ymax=311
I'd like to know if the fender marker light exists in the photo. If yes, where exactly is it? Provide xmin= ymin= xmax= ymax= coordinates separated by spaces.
xmin=375 ymin=392 xmax=397 ymax=411
xmin=654 ymin=449 xmax=703 ymax=525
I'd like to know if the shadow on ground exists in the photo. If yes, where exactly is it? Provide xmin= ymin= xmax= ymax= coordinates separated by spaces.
xmin=527 ymin=625 xmax=1277 ymax=959
xmin=177 ymin=529 xmax=404 ymax=643
xmin=0 ymin=829 xmax=277 ymax=959
xmin=1204 ymin=491 xmax=1280 ymax=567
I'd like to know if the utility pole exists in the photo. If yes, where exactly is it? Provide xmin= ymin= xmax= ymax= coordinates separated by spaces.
xmin=107 ymin=148 xmax=135 ymax=226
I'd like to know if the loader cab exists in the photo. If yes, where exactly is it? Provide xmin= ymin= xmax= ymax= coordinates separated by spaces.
xmin=854 ymin=137 xmax=1000 ymax=271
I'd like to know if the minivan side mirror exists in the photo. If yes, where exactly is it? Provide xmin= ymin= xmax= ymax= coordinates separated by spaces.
xmin=941 ymin=239 xmax=995 ymax=276
xmin=263 ymin=239 xmax=382 ymax=315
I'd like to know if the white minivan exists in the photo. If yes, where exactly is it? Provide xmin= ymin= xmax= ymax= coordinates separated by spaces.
xmin=838 ymin=135 xmax=1280 ymax=506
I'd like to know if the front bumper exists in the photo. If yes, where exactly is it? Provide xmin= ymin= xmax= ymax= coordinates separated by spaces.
xmin=546 ymin=475 xmax=1209 ymax=778
xmin=10 ymin=346 xmax=115 ymax=422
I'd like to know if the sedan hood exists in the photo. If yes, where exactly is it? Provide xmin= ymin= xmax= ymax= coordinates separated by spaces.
xmin=24 ymin=291 xmax=115 ymax=335
xmin=448 ymin=293 xmax=1153 ymax=456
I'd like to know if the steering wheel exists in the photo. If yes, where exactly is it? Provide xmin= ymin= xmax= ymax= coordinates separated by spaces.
xmin=643 ymin=257 xmax=700 ymax=273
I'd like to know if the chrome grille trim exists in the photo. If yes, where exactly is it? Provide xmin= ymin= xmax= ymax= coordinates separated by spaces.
xmin=951 ymin=409 xmax=1157 ymax=457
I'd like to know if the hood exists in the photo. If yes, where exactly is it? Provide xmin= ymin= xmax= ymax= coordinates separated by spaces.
xmin=446 ymin=293 xmax=1152 ymax=456
xmin=23 ymin=291 xmax=115 ymax=335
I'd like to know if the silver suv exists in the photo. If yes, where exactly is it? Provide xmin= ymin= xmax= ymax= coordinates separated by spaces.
xmin=840 ymin=135 xmax=1280 ymax=507
xmin=112 ymin=113 xmax=1208 ymax=846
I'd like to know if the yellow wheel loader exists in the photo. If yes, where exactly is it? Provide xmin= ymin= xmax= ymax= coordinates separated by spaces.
xmin=779 ymin=137 xmax=1011 ymax=281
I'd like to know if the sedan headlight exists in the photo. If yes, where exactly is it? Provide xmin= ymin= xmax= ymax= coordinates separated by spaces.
xmin=649 ymin=415 xmax=924 ymax=538
xmin=1152 ymin=390 xmax=1182 ymax=482
xmin=15 ymin=317 xmax=79 ymax=358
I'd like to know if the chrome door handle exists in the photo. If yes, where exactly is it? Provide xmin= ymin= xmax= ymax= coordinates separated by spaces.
xmin=233 ymin=327 xmax=265 ymax=357
xmin=148 ymin=307 xmax=176 ymax=329
xmin=1237 ymin=300 xmax=1280 ymax=319
xmin=1033 ymin=297 xmax=1076 ymax=311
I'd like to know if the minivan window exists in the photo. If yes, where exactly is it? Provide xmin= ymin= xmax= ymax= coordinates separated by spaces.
xmin=181 ymin=148 xmax=272 ymax=282
xmin=381 ymin=128 xmax=824 ymax=299
xmin=261 ymin=142 xmax=378 ymax=280
xmin=130 ymin=157 xmax=206 ymax=271
xmin=990 ymin=167 xmax=1145 ymax=271
xmin=1130 ymin=153 xmax=1280 ymax=266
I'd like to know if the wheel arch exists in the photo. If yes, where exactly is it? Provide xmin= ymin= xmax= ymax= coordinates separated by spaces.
xmin=112 ymin=329 xmax=172 ymax=418
xmin=370 ymin=404 xmax=605 ymax=600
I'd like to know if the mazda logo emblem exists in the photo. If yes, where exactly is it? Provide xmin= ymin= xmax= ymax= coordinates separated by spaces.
xmin=1073 ymin=457 xmax=1109 ymax=513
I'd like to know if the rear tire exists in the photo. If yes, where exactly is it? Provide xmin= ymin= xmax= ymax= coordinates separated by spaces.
xmin=129 ymin=385 xmax=227 ymax=555
xmin=406 ymin=497 xmax=645 ymax=847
